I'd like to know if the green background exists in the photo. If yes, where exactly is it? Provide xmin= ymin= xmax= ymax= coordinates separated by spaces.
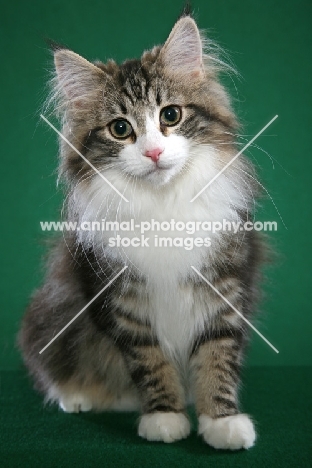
xmin=1 ymin=1 xmax=312 ymax=467
xmin=1 ymin=0 xmax=312 ymax=371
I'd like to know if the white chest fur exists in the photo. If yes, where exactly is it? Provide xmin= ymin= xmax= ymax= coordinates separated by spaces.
xmin=73 ymin=147 xmax=249 ymax=357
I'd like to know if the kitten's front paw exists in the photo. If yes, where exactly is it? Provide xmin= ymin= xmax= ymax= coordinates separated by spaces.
xmin=198 ymin=414 xmax=256 ymax=450
xmin=138 ymin=412 xmax=190 ymax=443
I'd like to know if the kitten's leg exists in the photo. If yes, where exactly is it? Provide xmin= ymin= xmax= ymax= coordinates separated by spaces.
xmin=19 ymin=239 xmax=140 ymax=413
xmin=124 ymin=345 xmax=190 ymax=443
xmin=190 ymin=333 xmax=256 ymax=450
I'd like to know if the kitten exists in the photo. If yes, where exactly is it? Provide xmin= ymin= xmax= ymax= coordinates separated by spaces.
xmin=19 ymin=12 xmax=264 ymax=449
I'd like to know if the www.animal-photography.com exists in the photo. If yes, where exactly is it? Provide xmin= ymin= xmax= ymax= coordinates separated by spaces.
xmin=1 ymin=1 xmax=311 ymax=467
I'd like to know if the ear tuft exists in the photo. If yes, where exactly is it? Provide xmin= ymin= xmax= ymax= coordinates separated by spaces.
xmin=159 ymin=17 xmax=203 ymax=78
xmin=178 ymin=2 xmax=193 ymax=19
xmin=45 ymin=38 xmax=68 ymax=52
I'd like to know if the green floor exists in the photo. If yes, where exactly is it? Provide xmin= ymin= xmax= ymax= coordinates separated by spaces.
xmin=1 ymin=367 xmax=311 ymax=467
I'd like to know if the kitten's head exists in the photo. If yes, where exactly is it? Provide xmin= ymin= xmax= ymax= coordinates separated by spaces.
xmin=50 ymin=15 xmax=238 ymax=190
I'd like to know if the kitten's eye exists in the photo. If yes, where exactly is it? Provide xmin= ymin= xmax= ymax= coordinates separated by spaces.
xmin=160 ymin=106 xmax=182 ymax=126
xmin=109 ymin=119 xmax=133 ymax=139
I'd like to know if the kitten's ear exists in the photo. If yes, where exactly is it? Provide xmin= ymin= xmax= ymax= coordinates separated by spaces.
xmin=54 ymin=49 xmax=104 ymax=104
xmin=159 ymin=17 xmax=203 ymax=78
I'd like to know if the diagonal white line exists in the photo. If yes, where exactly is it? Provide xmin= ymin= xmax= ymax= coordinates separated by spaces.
xmin=190 ymin=115 xmax=278 ymax=203
xmin=191 ymin=266 xmax=279 ymax=353
xmin=40 ymin=114 xmax=129 ymax=203
xmin=39 ymin=266 xmax=128 ymax=354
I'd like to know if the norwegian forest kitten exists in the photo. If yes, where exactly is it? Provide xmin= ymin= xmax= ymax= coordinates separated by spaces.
xmin=19 ymin=12 xmax=264 ymax=449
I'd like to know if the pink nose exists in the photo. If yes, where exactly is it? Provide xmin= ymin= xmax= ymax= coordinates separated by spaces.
xmin=144 ymin=148 xmax=163 ymax=162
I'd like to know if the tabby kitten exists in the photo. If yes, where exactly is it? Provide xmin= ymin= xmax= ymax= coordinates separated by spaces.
xmin=19 ymin=13 xmax=264 ymax=449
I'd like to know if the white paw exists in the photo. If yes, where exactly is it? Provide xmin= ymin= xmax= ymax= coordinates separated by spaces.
xmin=198 ymin=414 xmax=256 ymax=450
xmin=138 ymin=412 xmax=190 ymax=443
xmin=59 ymin=395 xmax=93 ymax=413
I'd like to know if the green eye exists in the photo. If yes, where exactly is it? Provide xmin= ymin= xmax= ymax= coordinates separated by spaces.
xmin=109 ymin=119 xmax=133 ymax=139
xmin=160 ymin=106 xmax=182 ymax=126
